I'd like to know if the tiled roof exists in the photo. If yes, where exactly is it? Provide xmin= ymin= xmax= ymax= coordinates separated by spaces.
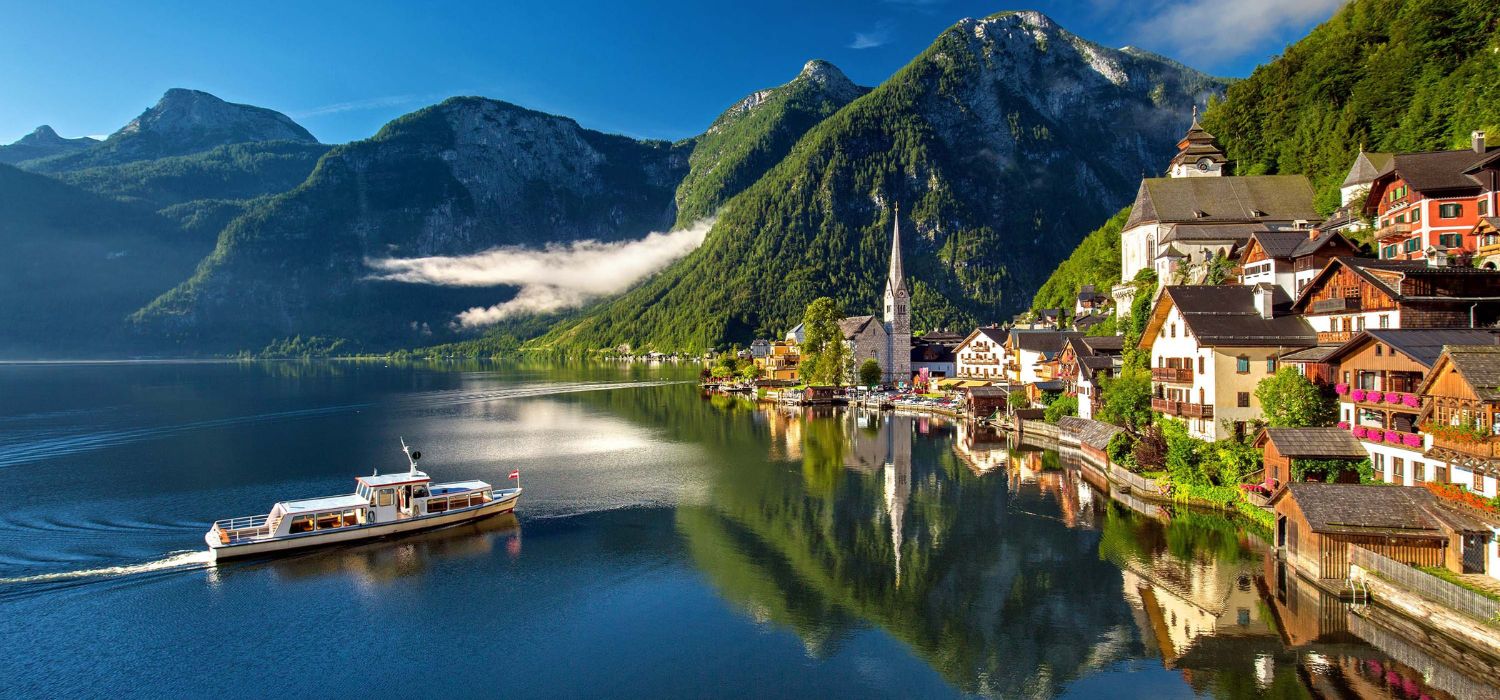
xmin=1079 ymin=336 xmax=1125 ymax=353
xmin=1278 ymin=345 xmax=1338 ymax=363
xmin=1125 ymin=175 xmax=1319 ymax=229
xmin=839 ymin=315 xmax=878 ymax=339
xmin=1322 ymin=329 xmax=1500 ymax=369
xmin=1057 ymin=416 xmax=1125 ymax=450
xmin=1161 ymin=285 xmax=1317 ymax=347
xmin=1388 ymin=147 xmax=1498 ymax=194
xmin=1274 ymin=482 xmax=1489 ymax=535
xmin=1011 ymin=330 xmax=1081 ymax=355
xmin=1158 ymin=222 xmax=1263 ymax=244
xmin=1341 ymin=151 xmax=1394 ymax=188
xmin=1258 ymin=427 xmax=1367 ymax=459
xmin=1444 ymin=345 xmax=1500 ymax=401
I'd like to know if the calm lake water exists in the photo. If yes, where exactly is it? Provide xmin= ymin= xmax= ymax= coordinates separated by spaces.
xmin=0 ymin=361 xmax=1492 ymax=699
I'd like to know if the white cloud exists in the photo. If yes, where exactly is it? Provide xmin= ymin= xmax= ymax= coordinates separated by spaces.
xmin=848 ymin=21 xmax=894 ymax=49
xmin=1136 ymin=0 xmax=1347 ymax=62
xmin=365 ymin=219 xmax=714 ymax=327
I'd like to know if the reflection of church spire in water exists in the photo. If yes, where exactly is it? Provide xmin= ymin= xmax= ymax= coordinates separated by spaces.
xmin=883 ymin=414 xmax=912 ymax=587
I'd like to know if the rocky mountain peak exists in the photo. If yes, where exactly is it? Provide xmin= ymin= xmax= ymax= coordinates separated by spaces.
xmin=23 ymin=125 xmax=62 ymax=143
xmin=113 ymin=88 xmax=317 ymax=145
xmin=797 ymin=59 xmax=861 ymax=102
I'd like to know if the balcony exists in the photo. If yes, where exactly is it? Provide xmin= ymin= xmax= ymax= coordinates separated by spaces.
xmin=1152 ymin=397 xmax=1214 ymax=418
xmin=1317 ymin=330 xmax=1353 ymax=345
xmin=1348 ymin=425 xmax=1423 ymax=449
xmin=1311 ymin=297 xmax=1361 ymax=314
xmin=1151 ymin=367 xmax=1194 ymax=383
xmin=1343 ymin=388 xmax=1422 ymax=409
xmin=1431 ymin=433 xmax=1500 ymax=459
xmin=1376 ymin=222 xmax=1413 ymax=242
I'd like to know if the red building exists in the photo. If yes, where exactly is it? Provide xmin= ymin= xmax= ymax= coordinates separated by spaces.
xmin=1364 ymin=131 xmax=1500 ymax=261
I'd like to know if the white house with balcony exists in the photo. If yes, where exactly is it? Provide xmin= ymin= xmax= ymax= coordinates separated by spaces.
xmin=954 ymin=327 xmax=1009 ymax=382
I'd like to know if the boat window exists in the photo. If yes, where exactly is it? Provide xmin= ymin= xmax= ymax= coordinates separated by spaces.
xmin=377 ymin=489 xmax=394 ymax=507
xmin=483 ymin=490 xmax=492 ymax=501
xmin=290 ymin=515 xmax=315 ymax=534
xmin=315 ymin=512 xmax=341 ymax=530
xmin=413 ymin=485 xmax=429 ymax=498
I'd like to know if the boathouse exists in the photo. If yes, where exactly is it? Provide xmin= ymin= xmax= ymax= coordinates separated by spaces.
xmin=1270 ymin=482 xmax=1490 ymax=580
xmin=1254 ymin=427 xmax=1369 ymax=486
xmin=961 ymin=386 xmax=1009 ymax=418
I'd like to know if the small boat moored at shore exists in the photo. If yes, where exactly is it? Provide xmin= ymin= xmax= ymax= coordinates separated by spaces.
xmin=206 ymin=440 xmax=520 ymax=561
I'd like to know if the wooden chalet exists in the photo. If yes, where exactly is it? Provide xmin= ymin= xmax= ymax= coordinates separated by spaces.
xmin=1254 ymin=428 xmax=1369 ymax=487
xmin=1418 ymin=345 xmax=1500 ymax=495
xmin=1290 ymin=256 xmax=1500 ymax=344
xmin=1238 ymin=228 xmax=1360 ymax=299
xmin=1271 ymin=482 xmax=1491 ymax=580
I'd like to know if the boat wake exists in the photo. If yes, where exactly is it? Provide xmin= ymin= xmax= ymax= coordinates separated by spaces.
xmin=0 ymin=550 xmax=213 ymax=592
xmin=0 ymin=379 xmax=689 ymax=469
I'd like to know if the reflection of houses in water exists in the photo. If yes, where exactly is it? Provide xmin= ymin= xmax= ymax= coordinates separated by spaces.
xmin=761 ymin=405 xmax=804 ymax=461
xmin=952 ymin=420 xmax=1009 ymax=474
xmin=1122 ymin=549 xmax=1273 ymax=668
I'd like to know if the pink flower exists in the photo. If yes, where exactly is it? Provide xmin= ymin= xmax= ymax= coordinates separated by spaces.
xmin=1403 ymin=433 xmax=1421 ymax=447
xmin=1368 ymin=392 xmax=1383 ymax=404
xmin=1337 ymin=421 xmax=1350 ymax=430
xmin=1352 ymin=426 xmax=1368 ymax=438
xmin=1336 ymin=383 xmax=1350 ymax=395
xmin=1385 ymin=391 xmax=1402 ymax=403
xmin=1351 ymin=389 xmax=1366 ymax=402
xmin=1402 ymin=394 xmax=1420 ymax=408
xmin=1386 ymin=431 xmax=1401 ymax=444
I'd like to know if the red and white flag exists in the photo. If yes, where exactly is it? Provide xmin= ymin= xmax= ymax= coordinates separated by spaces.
xmin=509 ymin=470 xmax=520 ymax=480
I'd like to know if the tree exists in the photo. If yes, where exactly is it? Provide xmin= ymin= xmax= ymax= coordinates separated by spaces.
xmin=800 ymin=297 xmax=848 ymax=386
xmin=1255 ymin=367 xmax=1335 ymax=427
xmin=1097 ymin=369 xmax=1153 ymax=431
xmin=739 ymin=363 xmax=763 ymax=382
xmin=1007 ymin=390 xmax=1030 ymax=411
xmin=858 ymin=358 xmax=883 ymax=387
xmin=1044 ymin=395 xmax=1078 ymax=423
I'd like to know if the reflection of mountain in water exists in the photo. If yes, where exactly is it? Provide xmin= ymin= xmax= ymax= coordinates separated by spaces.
xmin=676 ymin=408 xmax=1145 ymax=696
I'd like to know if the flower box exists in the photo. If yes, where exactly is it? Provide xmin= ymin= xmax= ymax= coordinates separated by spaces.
xmin=1402 ymin=394 xmax=1420 ymax=407
xmin=1402 ymin=433 xmax=1421 ymax=447
xmin=1352 ymin=426 xmax=1368 ymax=438
xmin=1384 ymin=391 xmax=1402 ymax=404
xmin=1351 ymin=389 xmax=1366 ymax=402
xmin=1335 ymin=383 xmax=1349 ymax=396
xmin=1368 ymin=392 xmax=1383 ymax=404
xmin=1337 ymin=421 xmax=1350 ymax=430
xmin=1385 ymin=430 xmax=1401 ymax=444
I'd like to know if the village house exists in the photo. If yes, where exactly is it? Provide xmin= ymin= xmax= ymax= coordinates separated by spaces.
xmin=1057 ymin=335 xmax=1124 ymax=421
xmin=1321 ymin=329 xmax=1500 ymax=487
xmin=910 ymin=331 xmax=960 ymax=379
xmin=1271 ymin=482 xmax=1492 ymax=581
xmin=1322 ymin=150 xmax=1395 ymax=236
xmin=1074 ymin=285 xmax=1107 ymax=317
xmin=1254 ymin=427 xmax=1369 ymax=487
xmin=954 ymin=326 xmax=1009 ymax=382
xmin=1364 ymin=131 xmax=1499 ymax=261
xmin=1006 ymin=330 xmax=1080 ymax=385
xmin=1474 ymin=216 xmax=1500 ymax=270
xmin=1236 ymin=228 xmax=1360 ymax=299
xmin=1419 ymin=345 xmax=1500 ymax=499
xmin=1115 ymin=117 xmax=1320 ymax=314
xmin=1140 ymin=284 xmax=1316 ymax=441
xmin=749 ymin=339 xmax=771 ymax=359
xmin=1289 ymin=256 xmax=1500 ymax=345
xmin=754 ymin=338 xmax=801 ymax=381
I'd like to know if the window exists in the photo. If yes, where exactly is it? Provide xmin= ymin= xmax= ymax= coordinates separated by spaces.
xmin=1378 ymin=315 xmax=1389 ymax=329
xmin=1414 ymin=462 xmax=1425 ymax=482
xmin=1481 ymin=199 xmax=1490 ymax=216
xmin=290 ymin=515 xmax=315 ymax=534
xmin=1356 ymin=317 xmax=1365 ymax=331
xmin=1170 ymin=323 xmax=1176 ymax=338
xmin=1373 ymin=453 xmax=1385 ymax=480
xmin=1404 ymin=237 xmax=1421 ymax=252
xmin=1266 ymin=358 xmax=1276 ymax=373
xmin=377 ymin=489 xmax=394 ymax=507
xmin=1237 ymin=356 xmax=1250 ymax=374
xmin=1237 ymin=392 xmax=1250 ymax=408
xmin=1393 ymin=458 xmax=1405 ymax=481
xmin=1439 ymin=233 xmax=1462 ymax=248
xmin=1434 ymin=463 xmax=1447 ymax=483
xmin=1198 ymin=356 xmax=1204 ymax=374
xmin=1375 ymin=344 xmax=1383 ymax=356
xmin=1440 ymin=202 xmax=1462 ymax=218
xmin=1411 ymin=207 xmax=1421 ymax=222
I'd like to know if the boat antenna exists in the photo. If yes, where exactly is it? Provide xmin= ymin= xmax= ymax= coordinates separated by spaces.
xmin=400 ymin=437 xmax=420 ymax=474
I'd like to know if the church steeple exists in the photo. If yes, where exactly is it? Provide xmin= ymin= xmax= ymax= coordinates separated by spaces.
xmin=882 ymin=203 xmax=912 ymax=385
xmin=1168 ymin=106 xmax=1228 ymax=178
xmin=887 ymin=203 xmax=907 ymax=299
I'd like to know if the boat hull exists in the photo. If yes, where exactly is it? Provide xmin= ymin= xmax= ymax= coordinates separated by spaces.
xmin=207 ymin=489 xmax=520 ymax=561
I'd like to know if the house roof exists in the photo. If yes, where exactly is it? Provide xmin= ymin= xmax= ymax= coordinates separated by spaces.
xmin=1292 ymin=257 xmax=1500 ymax=313
xmin=1071 ymin=314 xmax=1107 ymax=331
xmin=911 ymin=343 xmax=955 ymax=363
xmin=1385 ymin=147 xmax=1499 ymax=194
xmin=1031 ymin=380 xmax=1067 ymax=392
xmin=1079 ymin=335 xmax=1126 ymax=354
xmin=959 ymin=326 xmax=1009 ymax=348
xmin=1341 ymin=151 xmax=1394 ymax=188
xmin=1245 ymin=228 xmax=1351 ymax=261
xmin=1278 ymin=345 xmax=1339 ymax=363
xmin=1056 ymin=417 xmax=1124 ymax=450
xmin=1256 ymin=428 xmax=1367 ymax=459
xmin=1439 ymin=345 xmax=1500 ymax=401
xmin=1321 ymin=329 xmax=1500 ymax=369
xmin=1149 ymin=285 xmax=1316 ymax=348
xmin=1010 ymin=330 xmax=1081 ymax=356
xmin=1272 ymin=482 xmax=1490 ymax=536
xmin=1125 ymin=175 xmax=1319 ymax=230
xmin=1158 ymin=222 xmax=1264 ymax=244
xmin=839 ymin=315 xmax=879 ymax=339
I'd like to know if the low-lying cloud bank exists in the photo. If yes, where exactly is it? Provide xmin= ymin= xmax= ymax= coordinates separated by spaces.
xmin=366 ymin=219 xmax=713 ymax=327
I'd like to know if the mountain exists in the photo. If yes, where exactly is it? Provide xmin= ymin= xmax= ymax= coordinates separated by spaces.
xmin=1031 ymin=0 xmax=1500 ymax=311
xmin=536 ymin=11 xmax=1225 ymax=352
xmin=0 ymin=126 xmax=98 ymax=165
xmin=0 ymin=163 xmax=215 ymax=357
xmin=674 ymin=60 xmax=868 ymax=224
xmin=131 ymin=97 xmax=691 ymax=352
xmin=1200 ymin=0 xmax=1500 ymax=213
xmin=48 ymin=140 xmax=331 ymax=207
xmin=24 ymin=88 xmax=319 ymax=173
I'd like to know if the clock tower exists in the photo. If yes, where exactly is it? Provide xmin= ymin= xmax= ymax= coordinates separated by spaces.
xmin=883 ymin=205 xmax=912 ymax=385
xmin=1167 ymin=107 xmax=1228 ymax=178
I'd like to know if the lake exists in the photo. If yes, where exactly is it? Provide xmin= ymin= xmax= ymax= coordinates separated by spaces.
xmin=0 ymin=361 xmax=1489 ymax=699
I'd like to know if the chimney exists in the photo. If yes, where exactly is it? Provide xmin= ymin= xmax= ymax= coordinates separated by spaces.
xmin=1426 ymin=246 xmax=1449 ymax=268
xmin=1253 ymin=283 xmax=1274 ymax=319
xmin=1474 ymin=130 xmax=1487 ymax=154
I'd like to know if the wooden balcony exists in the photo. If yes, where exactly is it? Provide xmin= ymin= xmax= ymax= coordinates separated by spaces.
xmin=1152 ymin=398 xmax=1215 ymax=419
xmin=1431 ymin=433 xmax=1500 ymax=459
xmin=1311 ymin=297 xmax=1361 ymax=314
xmin=1376 ymin=222 xmax=1413 ymax=242
xmin=1151 ymin=367 xmax=1194 ymax=383
xmin=1317 ymin=330 xmax=1353 ymax=345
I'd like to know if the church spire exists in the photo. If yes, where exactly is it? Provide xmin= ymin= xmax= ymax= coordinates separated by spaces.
xmin=887 ymin=203 xmax=906 ymax=297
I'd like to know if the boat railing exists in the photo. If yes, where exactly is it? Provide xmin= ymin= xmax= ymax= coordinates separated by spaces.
xmin=211 ymin=513 xmax=277 ymax=542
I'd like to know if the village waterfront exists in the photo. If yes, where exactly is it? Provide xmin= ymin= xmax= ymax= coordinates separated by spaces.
xmin=2 ymin=360 xmax=1496 ymax=699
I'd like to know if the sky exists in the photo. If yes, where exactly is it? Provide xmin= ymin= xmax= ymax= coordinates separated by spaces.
xmin=0 ymin=0 xmax=1347 ymax=146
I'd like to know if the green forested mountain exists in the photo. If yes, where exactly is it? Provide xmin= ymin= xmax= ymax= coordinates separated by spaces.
xmin=0 ymin=126 xmax=97 ymax=165
xmin=1032 ymin=0 xmax=1500 ymax=311
xmin=536 ymin=11 xmax=1223 ymax=352
xmin=0 ymin=164 xmax=216 ymax=356
xmin=48 ymin=141 xmax=330 ymax=208
xmin=132 ymin=97 xmax=691 ymax=353
xmin=1028 ymin=207 xmax=1129 ymax=314
xmin=674 ymin=60 xmax=867 ymax=225
xmin=1201 ymin=0 xmax=1500 ymax=212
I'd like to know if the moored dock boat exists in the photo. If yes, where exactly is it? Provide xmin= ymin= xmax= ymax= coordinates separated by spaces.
xmin=206 ymin=440 xmax=520 ymax=560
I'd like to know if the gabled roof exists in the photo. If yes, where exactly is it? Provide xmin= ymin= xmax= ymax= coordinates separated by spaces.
xmin=839 ymin=315 xmax=880 ymax=340
xmin=1341 ymin=151 xmax=1394 ymax=188
xmin=1292 ymin=257 xmax=1500 ymax=313
xmin=1010 ymin=330 xmax=1080 ymax=356
xmin=1255 ymin=428 xmax=1367 ymax=459
xmin=958 ymin=326 xmax=1008 ymax=349
xmin=1321 ymin=329 xmax=1500 ymax=369
xmin=1380 ymin=147 xmax=1499 ymax=195
xmin=1272 ymin=482 xmax=1489 ymax=536
xmin=1079 ymin=335 xmax=1125 ymax=354
xmin=1243 ymin=228 xmax=1353 ymax=262
xmin=1422 ymin=345 xmax=1500 ymax=401
xmin=1157 ymin=222 xmax=1264 ymax=245
xmin=1143 ymin=285 xmax=1315 ymax=349
xmin=1125 ymin=175 xmax=1319 ymax=230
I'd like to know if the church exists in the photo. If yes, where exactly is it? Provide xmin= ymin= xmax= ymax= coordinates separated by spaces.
xmin=840 ymin=206 xmax=913 ymax=385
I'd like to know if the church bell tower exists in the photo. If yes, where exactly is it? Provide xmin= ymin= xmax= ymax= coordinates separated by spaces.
xmin=883 ymin=205 xmax=912 ymax=385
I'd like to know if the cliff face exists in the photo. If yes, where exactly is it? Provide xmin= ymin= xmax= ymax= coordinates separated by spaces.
xmin=133 ymin=97 xmax=690 ymax=351
xmin=537 ymin=11 xmax=1226 ymax=352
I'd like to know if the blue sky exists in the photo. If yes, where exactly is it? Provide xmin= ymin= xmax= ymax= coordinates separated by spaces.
xmin=0 ymin=0 xmax=1346 ymax=145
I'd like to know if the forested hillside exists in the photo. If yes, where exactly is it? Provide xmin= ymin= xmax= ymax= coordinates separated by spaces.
xmin=1028 ymin=207 xmax=1128 ymax=315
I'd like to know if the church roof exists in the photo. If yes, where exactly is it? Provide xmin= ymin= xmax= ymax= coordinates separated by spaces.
xmin=1341 ymin=151 xmax=1394 ymax=188
xmin=887 ymin=205 xmax=907 ymax=298
xmin=1125 ymin=175 xmax=1318 ymax=230
xmin=839 ymin=315 xmax=879 ymax=339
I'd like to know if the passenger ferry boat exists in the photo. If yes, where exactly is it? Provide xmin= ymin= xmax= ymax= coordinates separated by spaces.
xmin=206 ymin=440 xmax=520 ymax=560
